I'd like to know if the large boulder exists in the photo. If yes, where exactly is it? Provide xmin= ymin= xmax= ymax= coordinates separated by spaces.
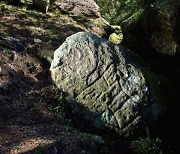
xmin=50 ymin=32 xmax=165 ymax=137
xmin=54 ymin=0 xmax=100 ymax=17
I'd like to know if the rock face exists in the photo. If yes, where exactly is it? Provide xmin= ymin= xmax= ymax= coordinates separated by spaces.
xmin=50 ymin=32 xmax=164 ymax=137
xmin=33 ymin=0 xmax=50 ymax=13
xmin=55 ymin=0 xmax=100 ymax=17
xmin=96 ymin=0 xmax=178 ymax=55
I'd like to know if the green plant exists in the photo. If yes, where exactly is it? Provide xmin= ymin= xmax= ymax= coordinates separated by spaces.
xmin=51 ymin=90 xmax=67 ymax=119
xmin=95 ymin=0 xmax=142 ymax=24
xmin=2 ymin=49 xmax=14 ymax=59
xmin=131 ymin=128 xmax=162 ymax=154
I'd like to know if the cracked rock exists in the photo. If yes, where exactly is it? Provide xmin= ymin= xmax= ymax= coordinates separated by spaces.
xmin=50 ymin=32 xmax=166 ymax=137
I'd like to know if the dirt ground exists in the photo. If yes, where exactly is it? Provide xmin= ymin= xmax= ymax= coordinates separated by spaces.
xmin=0 ymin=1 xmax=109 ymax=153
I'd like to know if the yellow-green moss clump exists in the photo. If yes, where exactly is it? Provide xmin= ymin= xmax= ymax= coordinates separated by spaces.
xmin=109 ymin=25 xmax=123 ymax=44
xmin=109 ymin=33 xmax=123 ymax=44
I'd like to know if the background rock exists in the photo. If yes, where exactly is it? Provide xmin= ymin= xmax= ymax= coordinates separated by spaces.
xmin=54 ymin=0 xmax=100 ymax=17
xmin=50 ymin=32 xmax=165 ymax=137
xmin=95 ymin=0 xmax=178 ymax=56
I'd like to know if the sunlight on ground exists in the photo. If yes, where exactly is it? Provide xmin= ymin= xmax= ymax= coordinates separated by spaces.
xmin=10 ymin=137 xmax=55 ymax=153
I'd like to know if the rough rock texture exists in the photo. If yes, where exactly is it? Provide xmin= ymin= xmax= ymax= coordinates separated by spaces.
xmin=96 ymin=0 xmax=178 ymax=55
xmin=55 ymin=0 xmax=100 ymax=17
xmin=50 ymin=32 xmax=164 ymax=137
xmin=126 ymin=0 xmax=178 ymax=56
xmin=33 ymin=0 xmax=50 ymax=13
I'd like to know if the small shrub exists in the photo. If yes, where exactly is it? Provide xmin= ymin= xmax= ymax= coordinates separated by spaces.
xmin=131 ymin=128 xmax=162 ymax=154
xmin=51 ymin=90 xmax=67 ymax=119
xmin=2 ymin=49 xmax=14 ymax=60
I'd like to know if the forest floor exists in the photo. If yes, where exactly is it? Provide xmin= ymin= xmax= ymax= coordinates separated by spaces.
xmin=0 ymin=1 xmax=113 ymax=153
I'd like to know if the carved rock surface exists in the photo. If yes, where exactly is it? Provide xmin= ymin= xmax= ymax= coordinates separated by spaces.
xmin=50 ymin=32 xmax=164 ymax=136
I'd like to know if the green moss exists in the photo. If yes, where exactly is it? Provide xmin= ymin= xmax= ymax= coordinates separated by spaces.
xmin=123 ymin=8 xmax=144 ymax=26
xmin=110 ymin=25 xmax=122 ymax=33
xmin=90 ymin=18 xmax=109 ymax=27
xmin=2 ymin=49 xmax=14 ymax=59
xmin=108 ymin=25 xmax=124 ymax=44
xmin=109 ymin=33 xmax=123 ymax=44
xmin=95 ymin=0 xmax=144 ymax=24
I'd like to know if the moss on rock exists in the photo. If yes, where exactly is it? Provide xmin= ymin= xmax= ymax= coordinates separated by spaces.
xmin=109 ymin=33 xmax=123 ymax=44
xmin=50 ymin=32 xmax=167 ymax=137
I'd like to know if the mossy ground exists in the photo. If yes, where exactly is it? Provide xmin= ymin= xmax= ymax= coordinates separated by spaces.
xmin=0 ymin=1 xmax=109 ymax=153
